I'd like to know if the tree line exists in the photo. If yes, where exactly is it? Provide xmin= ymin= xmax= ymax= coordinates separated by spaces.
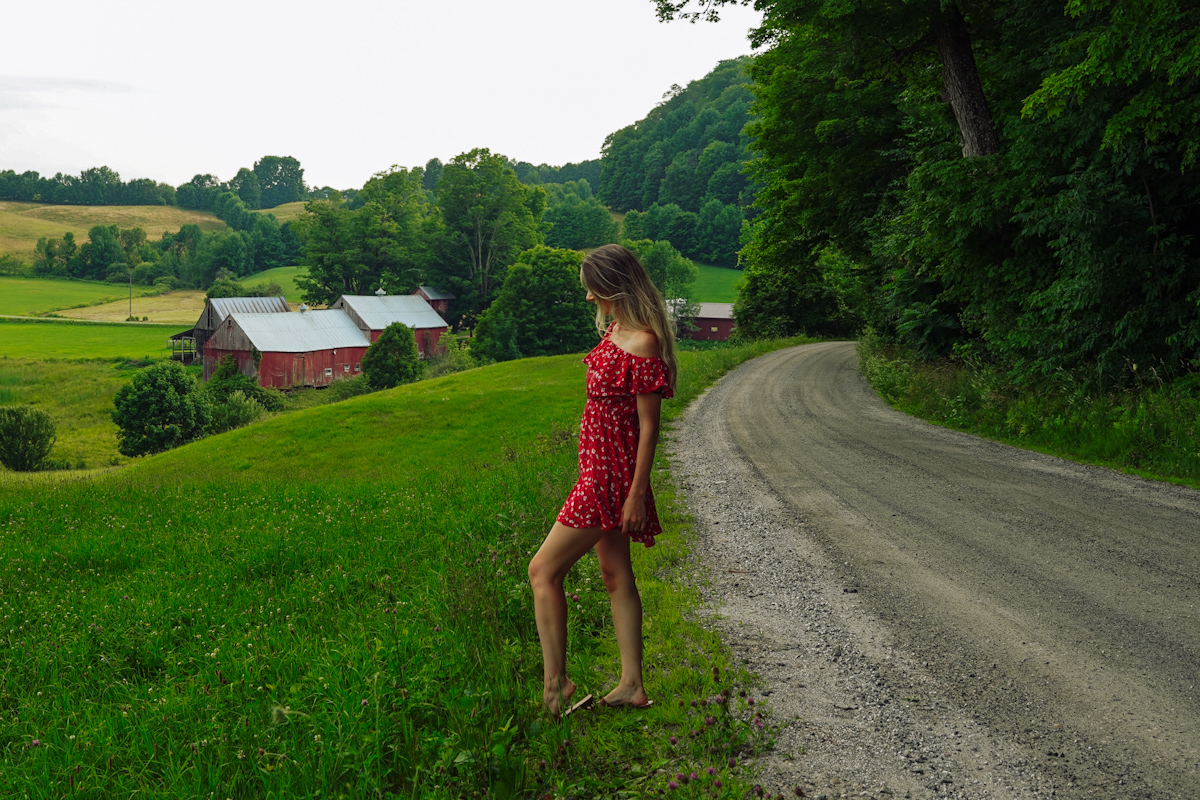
xmin=653 ymin=0 xmax=1200 ymax=389
xmin=595 ymin=58 xmax=754 ymax=267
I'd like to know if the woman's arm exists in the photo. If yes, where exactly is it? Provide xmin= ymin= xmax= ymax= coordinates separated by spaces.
xmin=622 ymin=391 xmax=664 ymax=534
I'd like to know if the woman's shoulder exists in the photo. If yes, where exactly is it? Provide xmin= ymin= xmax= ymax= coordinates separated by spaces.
xmin=618 ymin=329 xmax=661 ymax=359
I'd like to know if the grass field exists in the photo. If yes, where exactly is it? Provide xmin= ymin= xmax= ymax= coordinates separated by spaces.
xmin=0 ymin=202 xmax=225 ymax=261
xmin=54 ymin=289 xmax=208 ymax=325
xmin=242 ymin=266 xmax=306 ymax=302
xmin=0 ymin=320 xmax=176 ymax=360
xmin=0 ymin=338 xmax=808 ymax=797
xmin=0 ymin=276 xmax=164 ymax=317
xmin=256 ymin=201 xmax=308 ymax=224
xmin=694 ymin=262 xmax=743 ymax=303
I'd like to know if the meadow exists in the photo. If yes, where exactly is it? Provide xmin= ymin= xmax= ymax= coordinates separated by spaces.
xmin=0 ymin=338 xmax=809 ymax=798
xmin=693 ymin=263 xmax=742 ymax=304
xmin=256 ymin=202 xmax=308 ymax=224
xmin=54 ymin=290 xmax=209 ymax=325
xmin=0 ymin=202 xmax=225 ymax=262
xmin=0 ymin=276 xmax=161 ymax=318
xmin=242 ymin=266 xmax=306 ymax=302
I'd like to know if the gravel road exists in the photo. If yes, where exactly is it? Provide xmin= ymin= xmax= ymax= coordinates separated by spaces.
xmin=666 ymin=341 xmax=1199 ymax=799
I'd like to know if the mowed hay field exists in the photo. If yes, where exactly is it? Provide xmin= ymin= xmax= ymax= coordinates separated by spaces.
xmin=242 ymin=265 xmax=306 ymax=302
xmin=0 ymin=339 xmax=807 ymax=797
xmin=56 ymin=289 xmax=209 ymax=324
xmin=0 ymin=202 xmax=225 ymax=260
xmin=0 ymin=276 xmax=160 ymax=317
xmin=256 ymin=201 xmax=308 ymax=224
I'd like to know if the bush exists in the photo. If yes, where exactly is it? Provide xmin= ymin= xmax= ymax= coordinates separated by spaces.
xmin=0 ymin=405 xmax=57 ymax=471
xmin=361 ymin=323 xmax=421 ymax=389
xmin=208 ymin=390 xmax=265 ymax=434
xmin=326 ymin=376 xmax=374 ymax=402
xmin=112 ymin=362 xmax=212 ymax=456
xmin=423 ymin=338 xmax=482 ymax=379
xmin=206 ymin=354 xmax=284 ymax=411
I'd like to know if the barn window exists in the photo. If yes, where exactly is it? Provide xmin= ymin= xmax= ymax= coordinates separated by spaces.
xmin=324 ymin=367 xmax=333 ymax=377
xmin=353 ymin=364 xmax=361 ymax=372
xmin=344 ymin=365 xmax=350 ymax=373
xmin=711 ymin=326 xmax=718 ymax=332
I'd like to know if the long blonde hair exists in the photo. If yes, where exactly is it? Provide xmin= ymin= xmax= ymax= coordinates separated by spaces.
xmin=580 ymin=244 xmax=678 ymax=393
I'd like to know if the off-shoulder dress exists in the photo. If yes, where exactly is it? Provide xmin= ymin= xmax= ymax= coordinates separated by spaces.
xmin=556 ymin=331 xmax=674 ymax=546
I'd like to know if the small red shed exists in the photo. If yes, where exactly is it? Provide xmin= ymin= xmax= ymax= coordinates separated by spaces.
xmin=203 ymin=308 xmax=371 ymax=389
xmin=687 ymin=303 xmax=736 ymax=341
xmin=414 ymin=285 xmax=455 ymax=316
xmin=331 ymin=292 xmax=450 ymax=357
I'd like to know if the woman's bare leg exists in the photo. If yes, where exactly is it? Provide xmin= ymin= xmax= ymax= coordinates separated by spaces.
xmin=528 ymin=521 xmax=605 ymax=716
xmin=595 ymin=530 xmax=649 ymax=707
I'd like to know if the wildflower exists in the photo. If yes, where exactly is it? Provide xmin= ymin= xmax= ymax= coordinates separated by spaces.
xmin=690 ymin=772 xmax=699 ymax=782
xmin=690 ymin=699 xmax=698 ymax=707
xmin=794 ymin=788 xmax=805 ymax=797
xmin=706 ymin=766 xmax=717 ymax=776
xmin=31 ymin=739 xmax=40 ymax=747
xmin=667 ymin=782 xmax=679 ymax=790
xmin=668 ymin=736 xmax=678 ymax=745
xmin=361 ymin=699 xmax=368 ymax=707
xmin=434 ymin=625 xmax=440 ymax=632
xmin=705 ymin=716 xmax=715 ymax=726
xmin=729 ymin=757 xmax=737 ymax=768
xmin=754 ymin=785 xmax=764 ymax=797
xmin=748 ymin=697 xmax=755 ymax=706
xmin=714 ymin=779 xmax=723 ymax=789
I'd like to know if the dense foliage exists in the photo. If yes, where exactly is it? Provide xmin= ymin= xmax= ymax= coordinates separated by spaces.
xmin=542 ymin=180 xmax=619 ymax=251
xmin=111 ymin=362 xmax=212 ymax=457
xmin=597 ymin=59 xmax=753 ymax=266
xmin=361 ymin=323 xmax=422 ymax=389
xmin=657 ymin=0 xmax=1200 ymax=388
xmin=473 ymin=246 xmax=595 ymax=362
xmin=296 ymin=151 xmax=546 ymax=327
xmin=0 ymin=405 xmax=57 ymax=472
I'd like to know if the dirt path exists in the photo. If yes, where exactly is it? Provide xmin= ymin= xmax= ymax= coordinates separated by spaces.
xmin=667 ymin=341 xmax=1199 ymax=799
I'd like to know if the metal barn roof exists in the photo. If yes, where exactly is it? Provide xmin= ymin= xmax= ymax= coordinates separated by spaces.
xmin=225 ymin=310 xmax=370 ymax=353
xmin=208 ymin=296 xmax=291 ymax=319
xmin=334 ymin=294 xmax=449 ymax=331
xmin=417 ymin=285 xmax=455 ymax=301
xmin=696 ymin=303 xmax=735 ymax=320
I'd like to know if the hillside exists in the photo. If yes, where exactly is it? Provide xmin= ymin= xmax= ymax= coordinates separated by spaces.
xmin=255 ymin=200 xmax=308 ymax=224
xmin=0 ymin=201 xmax=226 ymax=261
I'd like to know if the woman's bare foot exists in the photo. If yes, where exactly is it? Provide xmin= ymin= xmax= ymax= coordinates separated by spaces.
xmin=601 ymin=683 xmax=650 ymax=708
xmin=544 ymin=677 xmax=577 ymax=718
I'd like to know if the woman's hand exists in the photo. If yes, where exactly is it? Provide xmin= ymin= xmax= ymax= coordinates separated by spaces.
xmin=621 ymin=491 xmax=648 ymax=534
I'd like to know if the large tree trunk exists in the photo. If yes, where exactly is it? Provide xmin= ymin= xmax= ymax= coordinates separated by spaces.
xmin=932 ymin=4 xmax=1000 ymax=157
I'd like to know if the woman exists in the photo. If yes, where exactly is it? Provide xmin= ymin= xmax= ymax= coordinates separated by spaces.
xmin=527 ymin=244 xmax=678 ymax=717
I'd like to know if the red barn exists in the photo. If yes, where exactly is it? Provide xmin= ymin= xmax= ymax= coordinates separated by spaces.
xmin=203 ymin=308 xmax=370 ymax=389
xmin=414 ymin=285 xmax=455 ymax=316
xmin=687 ymin=303 xmax=736 ymax=341
xmin=331 ymin=292 xmax=450 ymax=357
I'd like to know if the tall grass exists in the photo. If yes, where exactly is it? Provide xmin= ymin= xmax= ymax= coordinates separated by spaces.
xmin=0 ymin=338 xmax=810 ymax=797
xmin=857 ymin=330 xmax=1200 ymax=488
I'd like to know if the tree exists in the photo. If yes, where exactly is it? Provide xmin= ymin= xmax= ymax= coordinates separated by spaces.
xmin=623 ymin=239 xmax=699 ymax=324
xmin=434 ymin=148 xmax=546 ymax=320
xmin=361 ymin=323 xmax=422 ymax=389
xmin=0 ymin=406 xmax=56 ymax=472
xmin=232 ymin=168 xmax=262 ymax=209
xmin=111 ymin=362 xmax=212 ymax=457
xmin=474 ymin=246 xmax=595 ymax=361
xmin=253 ymin=156 xmax=306 ymax=209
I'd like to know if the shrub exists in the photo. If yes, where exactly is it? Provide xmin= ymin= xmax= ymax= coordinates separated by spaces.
xmin=326 ymin=376 xmax=374 ymax=402
xmin=423 ymin=338 xmax=482 ymax=379
xmin=361 ymin=323 xmax=421 ymax=389
xmin=112 ymin=362 xmax=212 ymax=456
xmin=208 ymin=390 xmax=265 ymax=434
xmin=206 ymin=354 xmax=284 ymax=411
xmin=0 ymin=405 xmax=57 ymax=471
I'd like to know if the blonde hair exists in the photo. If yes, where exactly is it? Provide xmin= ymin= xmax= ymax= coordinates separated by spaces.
xmin=580 ymin=244 xmax=678 ymax=393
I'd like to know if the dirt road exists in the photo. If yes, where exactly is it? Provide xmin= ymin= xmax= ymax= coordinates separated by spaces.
xmin=667 ymin=341 xmax=1199 ymax=799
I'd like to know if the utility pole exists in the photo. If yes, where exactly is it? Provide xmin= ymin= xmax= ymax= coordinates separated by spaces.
xmin=128 ymin=266 xmax=133 ymax=321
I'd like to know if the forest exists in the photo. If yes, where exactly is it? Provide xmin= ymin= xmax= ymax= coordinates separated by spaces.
xmin=650 ymin=0 xmax=1199 ymax=391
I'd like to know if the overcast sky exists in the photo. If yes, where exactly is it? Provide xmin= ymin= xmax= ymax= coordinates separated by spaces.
xmin=1 ymin=0 xmax=761 ymax=192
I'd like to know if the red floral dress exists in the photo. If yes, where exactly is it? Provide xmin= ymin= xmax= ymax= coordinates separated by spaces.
xmin=556 ymin=331 xmax=674 ymax=546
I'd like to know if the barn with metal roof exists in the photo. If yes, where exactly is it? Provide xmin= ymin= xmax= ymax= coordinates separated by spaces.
xmin=203 ymin=308 xmax=371 ymax=389
xmin=188 ymin=296 xmax=292 ymax=357
xmin=331 ymin=292 xmax=450 ymax=357
xmin=414 ymin=285 xmax=455 ymax=315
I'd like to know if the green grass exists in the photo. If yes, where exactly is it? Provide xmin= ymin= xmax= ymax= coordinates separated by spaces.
xmin=0 ymin=358 xmax=142 ymax=469
xmin=0 ymin=319 xmax=176 ymax=360
xmin=255 ymin=202 xmax=308 ymax=224
xmin=241 ymin=266 xmax=306 ymax=302
xmin=857 ymin=331 xmax=1200 ymax=489
xmin=693 ymin=262 xmax=743 ymax=304
xmin=0 ymin=337 xmax=809 ymax=798
xmin=0 ymin=276 xmax=162 ymax=317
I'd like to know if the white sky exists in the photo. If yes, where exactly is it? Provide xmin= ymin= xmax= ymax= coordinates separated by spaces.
xmin=0 ymin=0 xmax=761 ymax=191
